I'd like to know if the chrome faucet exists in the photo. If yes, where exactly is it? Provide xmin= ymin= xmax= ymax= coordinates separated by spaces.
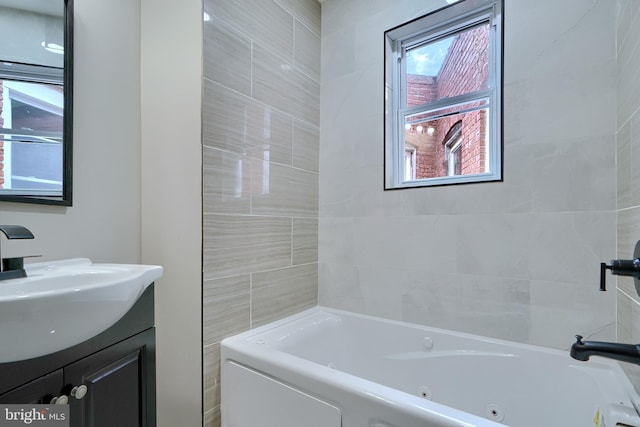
xmin=571 ymin=335 xmax=640 ymax=365
xmin=0 ymin=225 xmax=35 ymax=280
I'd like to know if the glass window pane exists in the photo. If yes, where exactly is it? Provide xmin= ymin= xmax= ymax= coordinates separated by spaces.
xmin=2 ymin=79 xmax=63 ymax=136
xmin=403 ymin=106 xmax=489 ymax=181
xmin=10 ymin=141 xmax=62 ymax=190
xmin=405 ymin=22 xmax=490 ymax=108
xmin=1 ymin=78 xmax=63 ymax=192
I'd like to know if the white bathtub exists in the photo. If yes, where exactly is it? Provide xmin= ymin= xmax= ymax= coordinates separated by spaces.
xmin=221 ymin=307 xmax=640 ymax=427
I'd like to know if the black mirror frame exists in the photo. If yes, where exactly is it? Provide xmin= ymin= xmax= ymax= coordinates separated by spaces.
xmin=0 ymin=0 xmax=73 ymax=206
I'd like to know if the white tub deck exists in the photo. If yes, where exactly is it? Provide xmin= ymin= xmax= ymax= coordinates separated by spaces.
xmin=221 ymin=307 xmax=640 ymax=427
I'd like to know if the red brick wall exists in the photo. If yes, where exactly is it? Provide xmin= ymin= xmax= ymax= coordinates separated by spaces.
xmin=404 ymin=24 xmax=489 ymax=180
xmin=437 ymin=25 xmax=489 ymax=99
xmin=406 ymin=75 xmax=438 ymax=107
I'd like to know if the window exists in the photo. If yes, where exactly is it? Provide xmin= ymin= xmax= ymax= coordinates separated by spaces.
xmin=384 ymin=0 xmax=502 ymax=189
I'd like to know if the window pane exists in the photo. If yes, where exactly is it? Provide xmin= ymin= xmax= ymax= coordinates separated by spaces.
xmin=10 ymin=141 xmax=62 ymax=190
xmin=3 ymin=80 xmax=63 ymax=136
xmin=1 ymin=79 xmax=63 ymax=192
xmin=11 ymin=97 xmax=63 ymax=135
xmin=404 ymin=106 xmax=489 ymax=180
xmin=405 ymin=22 xmax=490 ymax=108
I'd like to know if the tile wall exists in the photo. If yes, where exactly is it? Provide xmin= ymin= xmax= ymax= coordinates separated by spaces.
xmin=198 ymin=0 xmax=640 ymax=420
xmin=616 ymin=0 xmax=640 ymax=390
xmin=201 ymin=0 xmax=321 ymax=424
xmin=319 ymin=0 xmax=618 ymax=349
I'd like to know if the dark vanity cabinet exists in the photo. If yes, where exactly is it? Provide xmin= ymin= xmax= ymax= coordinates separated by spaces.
xmin=0 ymin=286 xmax=156 ymax=427
xmin=0 ymin=370 xmax=64 ymax=404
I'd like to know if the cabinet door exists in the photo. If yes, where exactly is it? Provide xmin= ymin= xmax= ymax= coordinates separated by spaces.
xmin=65 ymin=329 xmax=155 ymax=427
xmin=0 ymin=370 xmax=63 ymax=404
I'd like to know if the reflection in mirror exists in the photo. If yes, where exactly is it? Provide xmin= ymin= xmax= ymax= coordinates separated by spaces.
xmin=0 ymin=0 xmax=72 ymax=205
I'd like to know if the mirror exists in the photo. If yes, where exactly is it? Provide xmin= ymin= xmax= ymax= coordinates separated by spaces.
xmin=0 ymin=0 xmax=72 ymax=205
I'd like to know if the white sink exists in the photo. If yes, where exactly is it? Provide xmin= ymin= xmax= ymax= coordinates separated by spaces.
xmin=0 ymin=258 xmax=162 ymax=363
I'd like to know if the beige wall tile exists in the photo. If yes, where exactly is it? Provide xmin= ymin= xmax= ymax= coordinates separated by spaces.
xmin=203 ymin=275 xmax=251 ymax=345
xmin=203 ymin=215 xmax=292 ymax=279
xmin=203 ymin=81 xmax=293 ymax=165
xmin=293 ymin=218 xmax=318 ymax=265
xmin=532 ymin=138 xmax=615 ymax=213
xmin=251 ymin=161 xmax=319 ymax=217
xmin=203 ymin=406 xmax=221 ymax=427
xmin=276 ymin=0 xmax=321 ymax=36
xmin=402 ymin=273 xmax=531 ymax=343
xmin=252 ymin=264 xmax=318 ymax=327
xmin=203 ymin=343 xmax=221 ymax=414
xmin=295 ymin=20 xmax=321 ymax=82
xmin=293 ymin=119 xmax=320 ymax=172
xmin=209 ymin=0 xmax=294 ymax=62
xmin=617 ymin=289 xmax=640 ymax=393
xmin=618 ymin=120 xmax=632 ymax=209
xmin=618 ymin=207 xmax=640 ymax=260
xmin=617 ymin=208 xmax=640 ymax=302
xmin=203 ymin=146 xmax=251 ymax=215
xmin=253 ymin=43 xmax=320 ymax=126
xmin=530 ymin=280 xmax=614 ymax=348
xmin=204 ymin=16 xmax=251 ymax=95
xmin=617 ymin=14 xmax=640 ymax=125
xmin=632 ymin=112 xmax=640 ymax=206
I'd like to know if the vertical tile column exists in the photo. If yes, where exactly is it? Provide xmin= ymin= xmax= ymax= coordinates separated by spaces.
xmin=201 ymin=1 xmax=321 ymax=424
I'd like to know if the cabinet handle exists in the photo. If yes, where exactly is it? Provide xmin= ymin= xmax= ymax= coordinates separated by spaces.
xmin=50 ymin=395 xmax=69 ymax=405
xmin=70 ymin=385 xmax=88 ymax=400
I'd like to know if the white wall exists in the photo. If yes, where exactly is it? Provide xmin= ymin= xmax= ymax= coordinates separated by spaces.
xmin=140 ymin=0 xmax=202 ymax=426
xmin=0 ymin=0 xmax=141 ymax=264
xmin=319 ymin=0 xmax=617 ymax=349
xmin=1 ymin=1 xmax=203 ymax=425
